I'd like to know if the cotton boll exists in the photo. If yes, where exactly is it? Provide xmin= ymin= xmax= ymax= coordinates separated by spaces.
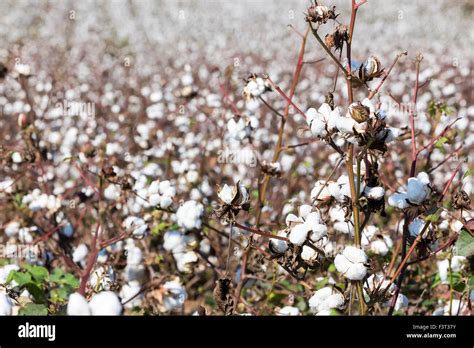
xmin=72 ymin=244 xmax=88 ymax=264
xmin=288 ymin=223 xmax=310 ymax=246
xmin=285 ymin=213 xmax=302 ymax=226
xmin=89 ymin=266 xmax=116 ymax=291
xmin=393 ymin=293 xmax=409 ymax=311
xmin=298 ymin=205 xmax=313 ymax=219
xmin=163 ymin=230 xmax=186 ymax=253
xmin=278 ymin=306 xmax=300 ymax=316
xmin=270 ymin=231 xmax=288 ymax=253
xmin=407 ymin=177 xmax=429 ymax=204
xmin=308 ymin=287 xmax=345 ymax=314
xmin=335 ymin=246 xmax=368 ymax=280
xmin=301 ymin=245 xmax=318 ymax=262
xmin=89 ymin=291 xmax=122 ymax=315
xmin=311 ymin=180 xmax=332 ymax=201
xmin=5 ymin=221 xmax=20 ymax=237
xmin=162 ymin=280 xmax=187 ymax=311
xmin=408 ymin=218 xmax=425 ymax=237
xmin=0 ymin=293 xmax=13 ymax=315
xmin=217 ymin=184 xmax=234 ymax=204
xmin=104 ymin=184 xmax=121 ymax=201
xmin=388 ymin=192 xmax=409 ymax=209
xmin=370 ymin=239 xmax=389 ymax=256
xmin=120 ymin=281 xmax=143 ymax=309
xmin=310 ymin=119 xmax=327 ymax=137
xmin=309 ymin=223 xmax=328 ymax=242
xmin=61 ymin=222 xmax=74 ymax=237
xmin=176 ymin=200 xmax=204 ymax=231
xmin=364 ymin=186 xmax=385 ymax=200
xmin=67 ymin=293 xmax=91 ymax=315
xmin=126 ymin=246 xmax=143 ymax=266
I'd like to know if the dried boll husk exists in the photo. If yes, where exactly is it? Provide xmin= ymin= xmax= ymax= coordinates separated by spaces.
xmin=348 ymin=102 xmax=370 ymax=123
xmin=358 ymin=56 xmax=384 ymax=82
xmin=326 ymin=24 xmax=350 ymax=52
xmin=306 ymin=2 xmax=337 ymax=24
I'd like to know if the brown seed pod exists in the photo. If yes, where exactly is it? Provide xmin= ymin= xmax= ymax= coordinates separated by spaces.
xmin=213 ymin=277 xmax=234 ymax=316
xmin=348 ymin=102 xmax=370 ymax=123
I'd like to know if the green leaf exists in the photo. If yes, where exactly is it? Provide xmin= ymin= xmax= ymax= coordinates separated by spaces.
xmin=50 ymin=287 xmax=70 ymax=304
xmin=29 ymin=266 xmax=49 ymax=283
xmin=24 ymin=283 xmax=47 ymax=303
xmin=10 ymin=272 xmax=32 ymax=287
xmin=19 ymin=303 xmax=48 ymax=316
xmin=463 ymin=168 xmax=474 ymax=180
xmin=62 ymin=273 xmax=79 ymax=288
xmin=431 ymin=273 xmax=441 ymax=289
xmin=435 ymin=137 xmax=448 ymax=149
xmin=455 ymin=229 xmax=474 ymax=257
xmin=49 ymin=268 xmax=65 ymax=284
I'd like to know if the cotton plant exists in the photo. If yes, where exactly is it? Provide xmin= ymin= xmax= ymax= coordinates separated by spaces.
xmin=388 ymin=172 xmax=431 ymax=208
xmin=334 ymin=246 xmax=369 ymax=281
xmin=308 ymin=287 xmax=345 ymax=315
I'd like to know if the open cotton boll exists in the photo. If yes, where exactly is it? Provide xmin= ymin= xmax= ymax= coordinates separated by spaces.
xmin=364 ymin=186 xmax=385 ymax=200
xmin=388 ymin=192 xmax=409 ymax=209
xmin=5 ymin=221 xmax=20 ymax=237
xmin=301 ymin=245 xmax=318 ymax=262
xmin=277 ymin=306 xmax=300 ymax=316
xmin=176 ymin=200 xmax=204 ymax=231
xmin=285 ymin=213 xmax=302 ymax=226
xmin=0 ymin=293 xmax=13 ymax=316
xmin=310 ymin=119 xmax=327 ymax=137
xmin=334 ymin=246 xmax=368 ymax=280
xmin=298 ymin=204 xmax=313 ymax=219
xmin=104 ymin=184 xmax=121 ymax=201
xmin=308 ymin=287 xmax=345 ymax=314
xmin=72 ymin=243 xmax=88 ymax=264
xmin=270 ymin=231 xmax=288 ymax=254
xmin=309 ymin=223 xmax=328 ymax=242
xmin=288 ymin=223 xmax=310 ymax=246
xmin=217 ymin=184 xmax=234 ymax=204
xmin=67 ymin=293 xmax=91 ymax=315
xmin=408 ymin=218 xmax=425 ymax=237
xmin=123 ymin=216 xmax=148 ymax=239
xmin=163 ymin=230 xmax=186 ymax=252
xmin=437 ymin=256 xmax=467 ymax=283
xmin=89 ymin=291 xmax=122 ymax=315
xmin=89 ymin=266 xmax=116 ymax=291
xmin=370 ymin=239 xmax=390 ymax=256
xmin=390 ymin=293 xmax=409 ymax=311
xmin=162 ymin=280 xmax=187 ymax=311
xmin=311 ymin=180 xmax=332 ymax=201
xmin=120 ymin=281 xmax=143 ymax=309
xmin=407 ymin=177 xmax=430 ymax=205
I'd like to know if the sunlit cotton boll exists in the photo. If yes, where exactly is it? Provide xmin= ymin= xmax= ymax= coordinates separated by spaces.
xmin=0 ymin=293 xmax=13 ymax=315
xmin=437 ymin=256 xmax=467 ymax=283
xmin=162 ymin=280 xmax=187 ymax=312
xmin=72 ymin=243 xmax=88 ymax=265
xmin=308 ymin=287 xmax=345 ymax=314
xmin=407 ymin=172 xmax=430 ymax=205
xmin=89 ymin=291 xmax=122 ymax=315
xmin=120 ymin=281 xmax=143 ymax=309
xmin=277 ymin=306 xmax=300 ymax=316
xmin=408 ymin=218 xmax=425 ymax=237
xmin=176 ymin=200 xmax=204 ymax=231
xmin=270 ymin=231 xmax=288 ymax=254
xmin=334 ymin=246 xmax=368 ymax=280
xmin=67 ymin=293 xmax=91 ymax=315
xmin=122 ymin=216 xmax=148 ymax=239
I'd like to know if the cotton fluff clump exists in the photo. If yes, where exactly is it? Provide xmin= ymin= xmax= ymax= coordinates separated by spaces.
xmin=72 ymin=243 xmax=89 ymax=266
xmin=176 ymin=200 xmax=204 ymax=231
xmin=361 ymin=225 xmax=393 ymax=256
xmin=285 ymin=205 xmax=328 ymax=246
xmin=22 ymin=189 xmax=61 ymax=213
xmin=364 ymin=274 xmax=409 ymax=311
xmin=277 ymin=306 xmax=300 ymax=316
xmin=122 ymin=216 xmax=149 ymax=239
xmin=162 ymin=279 xmax=187 ymax=312
xmin=227 ymin=117 xmax=256 ymax=141
xmin=388 ymin=172 xmax=431 ymax=208
xmin=334 ymin=246 xmax=368 ymax=280
xmin=147 ymin=180 xmax=176 ymax=209
xmin=124 ymin=240 xmax=145 ymax=283
xmin=163 ymin=230 xmax=198 ymax=273
xmin=89 ymin=291 xmax=122 ymax=315
xmin=67 ymin=291 xmax=122 ymax=315
xmin=0 ymin=293 xmax=13 ymax=315
xmin=243 ymin=75 xmax=271 ymax=100
xmin=408 ymin=218 xmax=426 ymax=237
xmin=306 ymin=103 xmax=342 ymax=138
xmin=308 ymin=287 xmax=345 ymax=315
xmin=327 ymin=175 xmax=365 ymax=203
xmin=437 ymin=256 xmax=467 ymax=283
xmin=120 ymin=280 xmax=143 ymax=309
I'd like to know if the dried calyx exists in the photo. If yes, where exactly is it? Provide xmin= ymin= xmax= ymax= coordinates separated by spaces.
xmin=325 ymin=24 xmax=350 ymax=52
xmin=305 ymin=1 xmax=337 ymax=24
xmin=215 ymin=181 xmax=250 ymax=223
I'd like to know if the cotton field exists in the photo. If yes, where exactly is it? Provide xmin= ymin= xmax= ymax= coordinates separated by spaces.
xmin=0 ymin=0 xmax=472 ymax=317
